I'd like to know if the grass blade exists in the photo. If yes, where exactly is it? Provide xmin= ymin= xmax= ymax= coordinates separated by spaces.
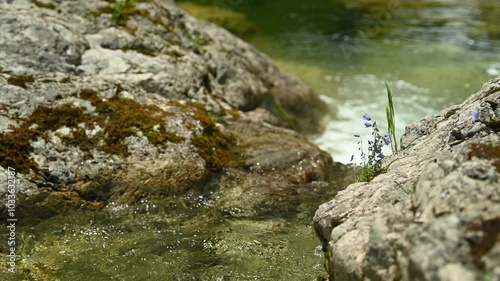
xmin=384 ymin=81 xmax=398 ymax=153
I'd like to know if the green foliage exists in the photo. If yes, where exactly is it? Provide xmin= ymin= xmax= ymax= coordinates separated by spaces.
xmin=112 ymin=0 xmax=137 ymax=26
xmin=353 ymin=129 xmax=389 ymax=182
xmin=385 ymin=81 xmax=398 ymax=153
xmin=352 ymin=81 xmax=399 ymax=182
xmin=357 ymin=163 xmax=387 ymax=182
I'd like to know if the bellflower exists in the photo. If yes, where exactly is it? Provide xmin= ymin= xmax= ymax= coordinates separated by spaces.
xmin=472 ymin=110 xmax=480 ymax=121
xmin=353 ymin=113 xmax=392 ymax=182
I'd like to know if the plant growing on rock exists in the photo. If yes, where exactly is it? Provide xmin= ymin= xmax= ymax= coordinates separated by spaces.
xmin=385 ymin=81 xmax=398 ymax=153
xmin=112 ymin=0 xmax=137 ymax=26
xmin=352 ymin=114 xmax=391 ymax=182
xmin=351 ymin=81 xmax=398 ymax=182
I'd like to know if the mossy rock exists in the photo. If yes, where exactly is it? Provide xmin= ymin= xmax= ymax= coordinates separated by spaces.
xmin=173 ymin=100 xmax=242 ymax=171
xmin=178 ymin=2 xmax=257 ymax=38
xmin=468 ymin=143 xmax=500 ymax=173
xmin=0 ymin=88 xmax=187 ymax=174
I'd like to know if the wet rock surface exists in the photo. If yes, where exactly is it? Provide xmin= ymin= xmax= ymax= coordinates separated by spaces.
xmin=314 ymin=78 xmax=500 ymax=281
xmin=0 ymin=0 xmax=338 ymax=224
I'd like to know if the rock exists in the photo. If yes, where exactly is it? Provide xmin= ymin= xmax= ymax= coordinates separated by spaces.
xmin=314 ymin=78 xmax=500 ymax=281
xmin=0 ymin=0 xmax=335 ymax=223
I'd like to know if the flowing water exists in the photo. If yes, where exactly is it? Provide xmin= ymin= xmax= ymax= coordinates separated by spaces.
xmin=2 ymin=181 xmax=341 ymax=280
xmin=234 ymin=0 xmax=500 ymax=163
xmin=3 ymin=1 xmax=500 ymax=280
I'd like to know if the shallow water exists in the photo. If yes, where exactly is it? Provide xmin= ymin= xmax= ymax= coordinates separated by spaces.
xmin=1 ymin=181 xmax=341 ymax=280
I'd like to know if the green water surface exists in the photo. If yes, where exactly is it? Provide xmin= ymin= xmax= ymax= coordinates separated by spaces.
xmin=180 ymin=0 xmax=500 ymax=162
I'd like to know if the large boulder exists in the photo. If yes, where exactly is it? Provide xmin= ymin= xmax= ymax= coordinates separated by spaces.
xmin=0 ymin=0 xmax=335 ymax=223
xmin=314 ymin=78 xmax=500 ymax=281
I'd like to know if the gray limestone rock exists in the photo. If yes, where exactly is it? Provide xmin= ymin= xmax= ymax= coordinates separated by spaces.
xmin=0 ymin=0 xmax=336 ymax=223
xmin=314 ymin=78 xmax=500 ymax=281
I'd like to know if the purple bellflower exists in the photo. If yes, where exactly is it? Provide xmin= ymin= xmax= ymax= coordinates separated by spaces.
xmin=472 ymin=110 xmax=480 ymax=121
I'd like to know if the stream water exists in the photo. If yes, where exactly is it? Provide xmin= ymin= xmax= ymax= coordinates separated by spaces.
xmin=2 ymin=1 xmax=499 ymax=280
xmin=3 ymin=183 xmax=338 ymax=280
xmin=232 ymin=0 xmax=500 ymax=163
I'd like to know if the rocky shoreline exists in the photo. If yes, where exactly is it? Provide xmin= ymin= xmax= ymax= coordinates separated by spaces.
xmin=314 ymin=78 xmax=500 ymax=281
xmin=1 ymin=1 xmax=498 ymax=280
xmin=0 ymin=0 xmax=342 ymax=225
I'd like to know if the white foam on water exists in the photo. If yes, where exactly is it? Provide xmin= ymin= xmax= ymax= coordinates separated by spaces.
xmin=314 ymin=76 xmax=436 ymax=163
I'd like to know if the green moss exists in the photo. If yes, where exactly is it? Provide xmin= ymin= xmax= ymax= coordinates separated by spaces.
xmin=60 ymin=77 xmax=71 ymax=83
xmin=0 ymin=88 xmax=185 ymax=174
xmin=7 ymin=74 xmax=35 ymax=89
xmin=468 ymin=143 xmax=500 ymax=173
xmin=77 ymin=88 xmax=184 ymax=156
xmin=31 ymin=0 xmax=56 ymax=9
xmin=0 ymin=86 xmax=240 ymax=175
xmin=111 ymin=0 xmax=137 ymax=26
xmin=180 ymin=101 xmax=242 ymax=171
xmin=78 ymin=88 xmax=102 ymax=104
xmin=28 ymin=104 xmax=87 ymax=133
xmin=92 ymin=0 xmax=138 ymax=27
xmin=0 ymin=124 xmax=39 ymax=174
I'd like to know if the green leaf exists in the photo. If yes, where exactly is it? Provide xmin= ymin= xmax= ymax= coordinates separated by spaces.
xmin=384 ymin=80 xmax=398 ymax=153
